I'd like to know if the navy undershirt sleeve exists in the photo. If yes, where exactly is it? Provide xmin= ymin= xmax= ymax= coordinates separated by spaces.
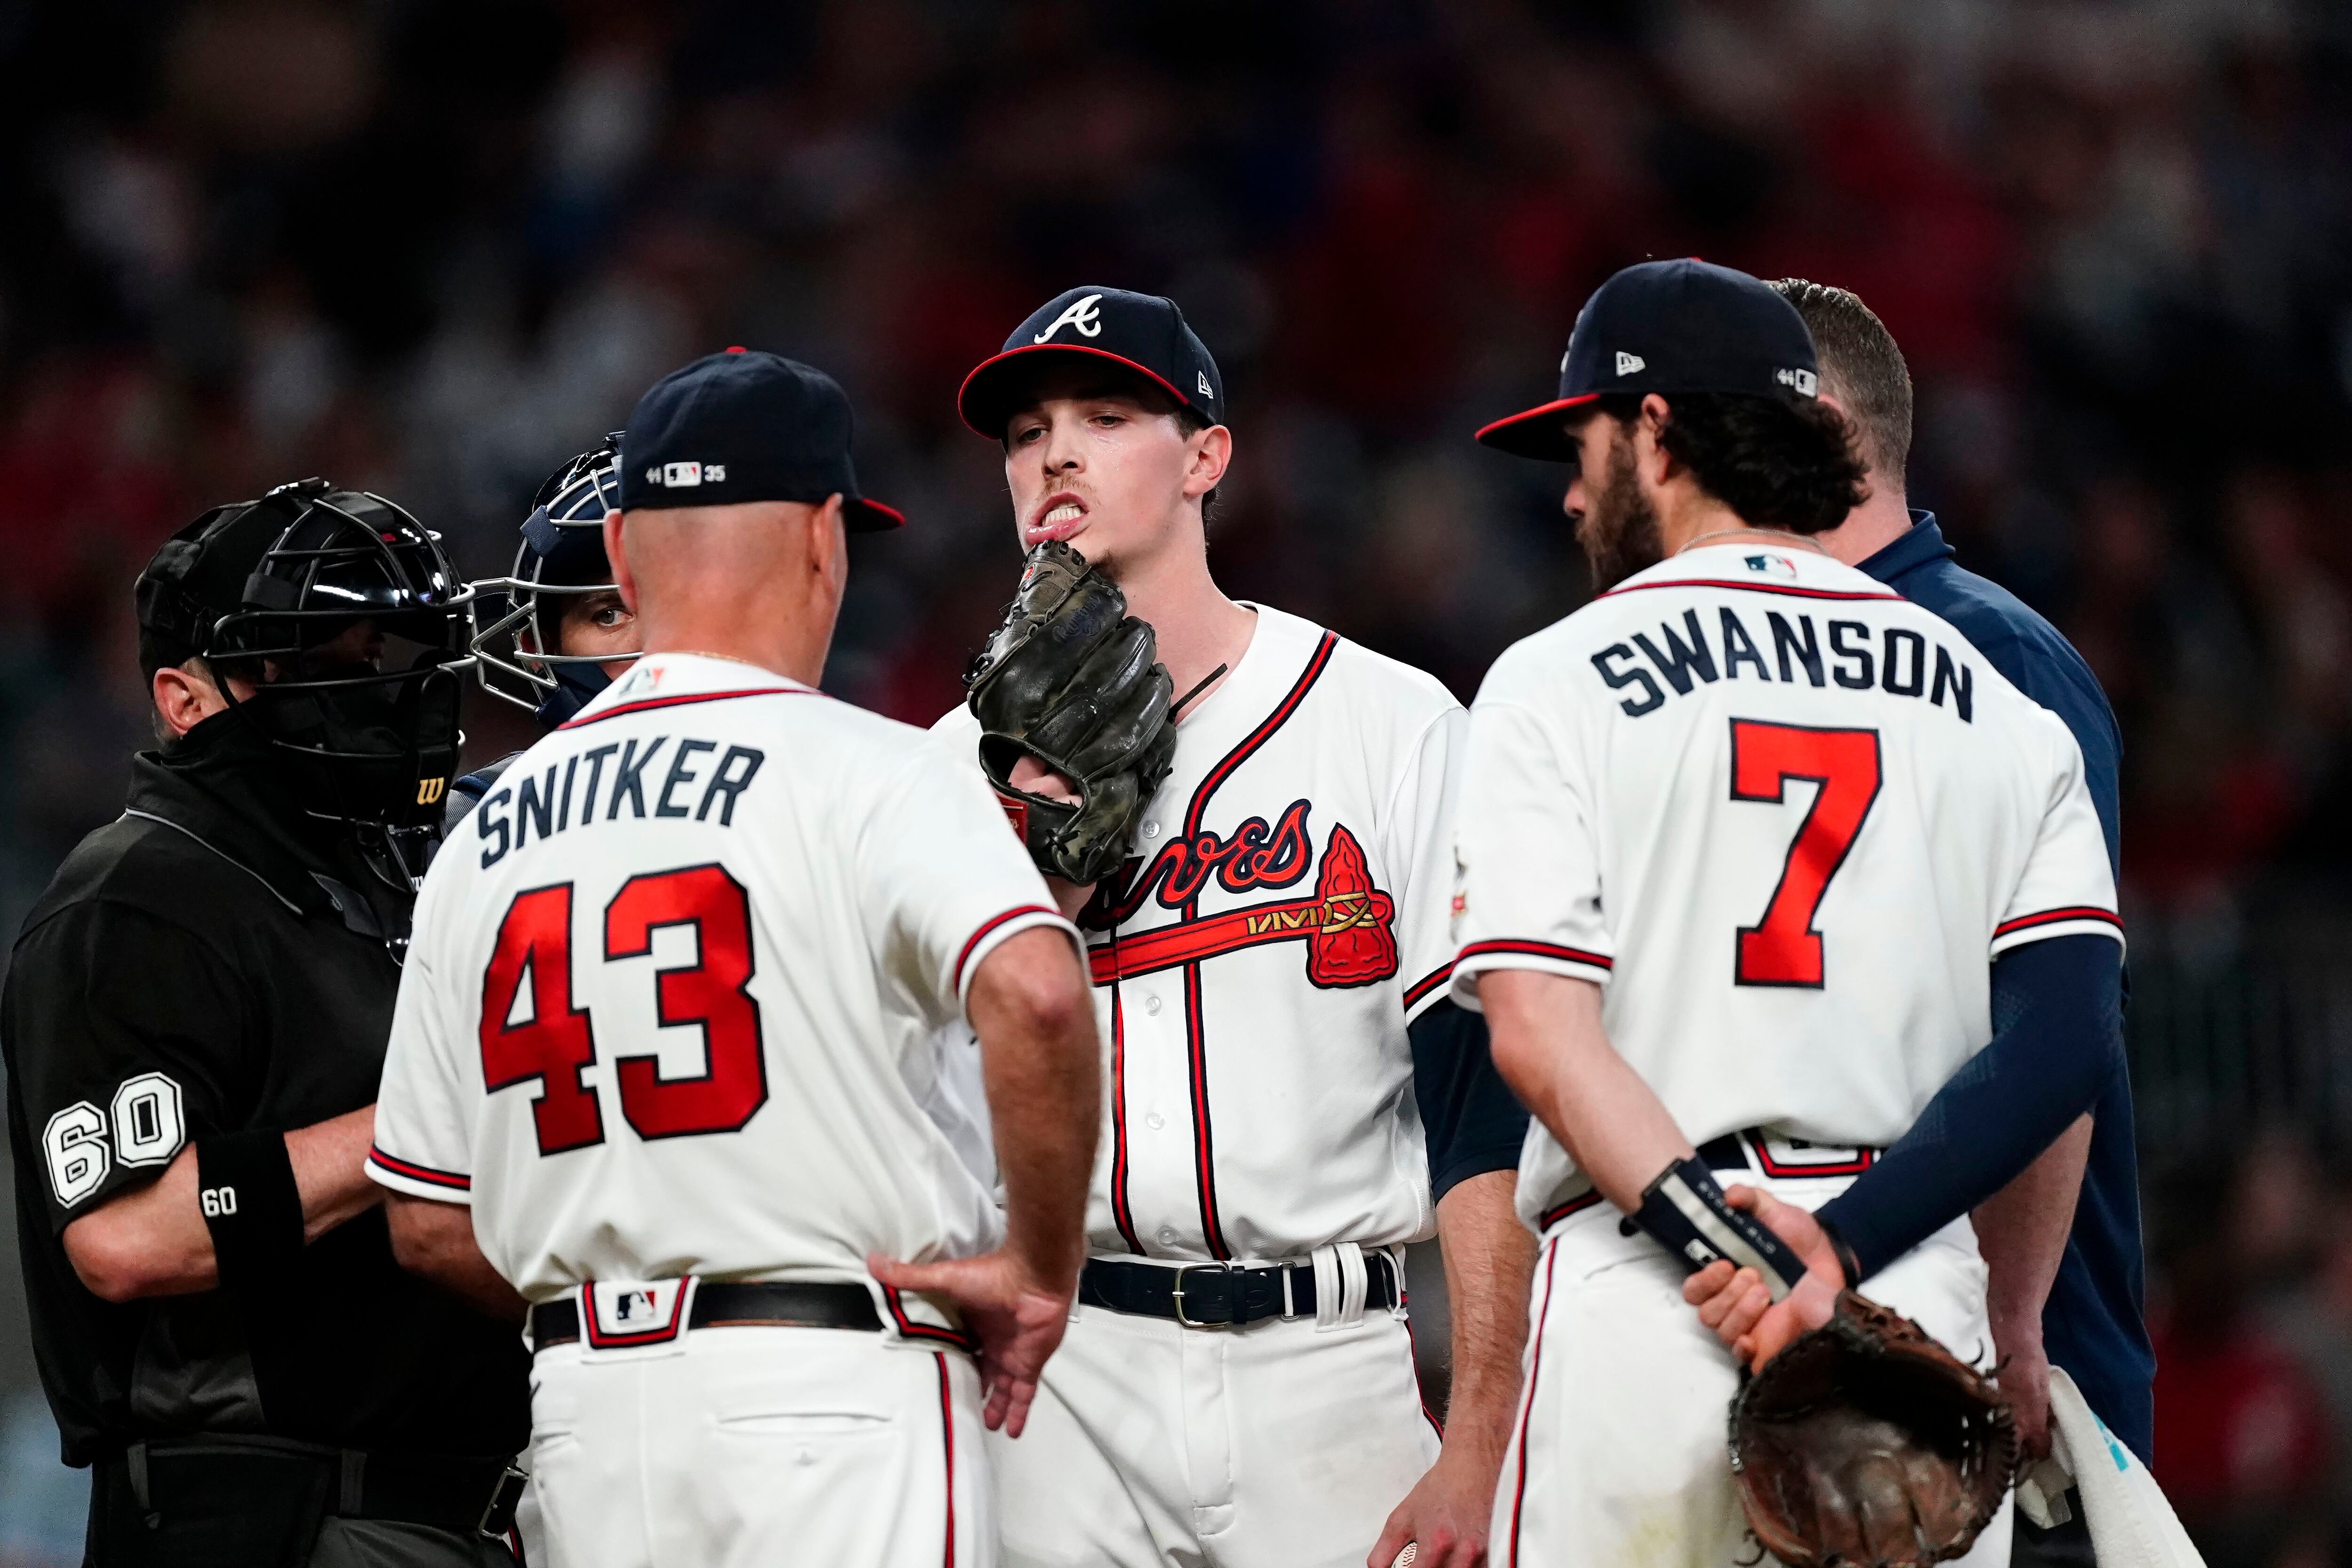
xmin=1815 ymin=933 xmax=2123 ymax=1281
xmin=1408 ymin=999 xmax=1530 ymax=1203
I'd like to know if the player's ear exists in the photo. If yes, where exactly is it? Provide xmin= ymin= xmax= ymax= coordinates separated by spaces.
xmin=604 ymin=510 xmax=640 ymax=615
xmin=1637 ymin=393 xmax=1677 ymax=485
xmin=810 ymin=494 xmax=848 ymax=585
xmin=1184 ymin=424 xmax=1231 ymax=500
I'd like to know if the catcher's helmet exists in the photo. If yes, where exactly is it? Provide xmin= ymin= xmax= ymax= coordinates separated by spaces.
xmin=469 ymin=434 xmax=636 ymax=729
xmin=135 ymin=477 xmax=474 ymax=871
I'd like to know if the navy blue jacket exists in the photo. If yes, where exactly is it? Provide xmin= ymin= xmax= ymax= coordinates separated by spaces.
xmin=1859 ymin=512 xmax=2153 ymax=1465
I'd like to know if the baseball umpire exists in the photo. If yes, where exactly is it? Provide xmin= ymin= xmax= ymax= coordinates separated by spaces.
xmin=2 ymin=480 xmax=531 ymax=1566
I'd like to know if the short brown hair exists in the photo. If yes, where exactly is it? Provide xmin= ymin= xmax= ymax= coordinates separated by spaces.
xmin=1767 ymin=279 xmax=1912 ymax=489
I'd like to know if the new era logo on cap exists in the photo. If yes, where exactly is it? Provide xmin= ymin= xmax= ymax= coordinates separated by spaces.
xmin=1775 ymin=367 xmax=1819 ymax=397
xmin=1616 ymin=351 xmax=1646 ymax=376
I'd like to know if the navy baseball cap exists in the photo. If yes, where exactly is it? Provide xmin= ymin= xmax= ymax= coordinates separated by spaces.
xmin=957 ymin=287 xmax=1225 ymax=438
xmin=620 ymin=349 xmax=903 ymax=530
xmin=1475 ymin=260 xmax=1822 ymax=462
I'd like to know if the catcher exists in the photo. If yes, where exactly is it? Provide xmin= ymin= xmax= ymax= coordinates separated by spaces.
xmin=1454 ymin=261 xmax=2124 ymax=1568
xmin=934 ymin=287 xmax=1535 ymax=1568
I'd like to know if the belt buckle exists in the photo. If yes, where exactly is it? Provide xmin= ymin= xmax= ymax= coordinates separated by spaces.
xmin=477 ymin=1461 xmax=528 ymax=1540
xmin=1168 ymin=1262 xmax=1232 ymax=1328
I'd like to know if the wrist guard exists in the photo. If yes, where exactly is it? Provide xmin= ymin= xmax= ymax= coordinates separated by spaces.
xmin=1623 ymin=1156 xmax=1807 ymax=1302
xmin=195 ymin=1129 xmax=304 ymax=1294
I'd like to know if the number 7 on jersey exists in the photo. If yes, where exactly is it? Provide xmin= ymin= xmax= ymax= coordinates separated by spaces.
xmin=1729 ymin=720 xmax=1882 ymax=988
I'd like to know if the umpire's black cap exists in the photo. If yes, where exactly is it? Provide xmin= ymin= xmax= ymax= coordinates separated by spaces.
xmin=1476 ymin=260 xmax=1823 ymax=462
xmin=620 ymin=349 xmax=903 ymax=530
xmin=958 ymin=287 xmax=1225 ymax=438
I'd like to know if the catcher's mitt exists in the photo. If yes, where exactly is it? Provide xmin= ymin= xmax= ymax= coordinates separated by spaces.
xmin=965 ymin=541 xmax=1176 ymax=884
xmin=1730 ymin=1291 xmax=2017 ymax=1568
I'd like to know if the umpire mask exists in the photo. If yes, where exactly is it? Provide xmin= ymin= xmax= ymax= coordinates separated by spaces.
xmin=137 ymin=479 xmax=473 ymax=867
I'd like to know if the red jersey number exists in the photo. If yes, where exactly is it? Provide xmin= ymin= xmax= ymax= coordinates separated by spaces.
xmin=479 ymin=866 xmax=768 ymax=1154
xmin=479 ymin=884 xmax=604 ymax=1154
xmin=604 ymin=864 xmax=768 ymax=1139
xmin=1729 ymin=721 xmax=1882 ymax=988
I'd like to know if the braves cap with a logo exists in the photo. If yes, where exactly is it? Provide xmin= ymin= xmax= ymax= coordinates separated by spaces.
xmin=957 ymin=286 xmax=1226 ymax=437
xmin=1475 ymin=259 xmax=1823 ymax=462
xmin=619 ymin=348 xmax=904 ymax=529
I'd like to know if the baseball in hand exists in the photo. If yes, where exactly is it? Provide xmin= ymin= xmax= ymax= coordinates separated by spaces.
xmin=1391 ymin=1545 xmax=1416 ymax=1568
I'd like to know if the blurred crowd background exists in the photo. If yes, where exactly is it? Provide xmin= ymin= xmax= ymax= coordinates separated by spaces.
xmin=0 ymin=0 xmax=2349 ymax=1562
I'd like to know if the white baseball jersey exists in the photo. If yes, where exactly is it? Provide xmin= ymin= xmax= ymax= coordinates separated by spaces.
xmin=936 ymin=605 xmax=1462 ymax=1264
xmin=368 ymin=652 xmax=1077 ymax=1302
xmin=1449 ymin=543 xmax=2122 ymax=1232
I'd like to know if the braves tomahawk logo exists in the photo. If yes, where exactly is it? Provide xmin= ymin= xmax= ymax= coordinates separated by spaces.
xmin=1085 ymin=808 xmax=1398 ymax=991
xmin=1033 ymin=294 xmax=1104 ymax=342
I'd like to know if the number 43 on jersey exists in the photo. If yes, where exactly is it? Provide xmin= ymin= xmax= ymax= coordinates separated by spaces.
xmin=480 ymin=864 xmax=771 ymax=1154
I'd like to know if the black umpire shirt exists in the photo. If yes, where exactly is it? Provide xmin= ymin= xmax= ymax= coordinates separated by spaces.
xmin=2 ymin=714 xmax=528 ymax=1468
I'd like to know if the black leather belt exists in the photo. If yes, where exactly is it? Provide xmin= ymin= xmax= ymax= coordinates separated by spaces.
xmin=1696 ymin=1128 xmax=1880 ymax=1177
xmin=107 ymin=1435 xmax=525 ymax=1539
xmin=531 ymin=1280 xmax=882 ymax=1353
xmin=1697 ymin=1131 xmax=1752 ymax=1169
xmin=1541 ymin=1130 xmax=1882 ymax=1230
xmin=1080 ymin=1253 xmax=1401 ymax=1328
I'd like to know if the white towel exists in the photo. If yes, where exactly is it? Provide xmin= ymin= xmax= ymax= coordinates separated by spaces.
xmin=2014 ymin=1366 xmax=2203 ymax=1568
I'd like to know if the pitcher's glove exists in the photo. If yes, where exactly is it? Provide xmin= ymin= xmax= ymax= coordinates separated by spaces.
xmin=1730 ymin=1291 xmax=2018 ymax=1568
xmin=965 ymin=541 xmax=1176 ymax=884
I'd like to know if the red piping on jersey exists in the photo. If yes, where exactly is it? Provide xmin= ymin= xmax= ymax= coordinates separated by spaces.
xmin=1402 ymin=962 xmax=1454 ymax=1011
xmin=1506 ymin=1238 xmax=1562 ymax=1567
xmin=1107 ymin=991 xmax=1142 ymax=1254
xmin=1994 ymin=906 xmax=2123 ymax=939
xmin=367 ymin=1146 xmax=471 ymax=1192
xmin=556 ymin=687 xmax=810 ymax=728
xmin=1457 ymin=938 xmax=1614 ymax=971
xmin=1597 ymin=579 xmax=1902 ymax=603
xmin=1086 ymin=883 xmax=1396 ymax=985
xmin=934 ymin=1353 xmax=956 ymax=1568
xmin=1537 ymin=1189 xmax=1604 ymax=1229
xmin=952 ymin=905 xmax=1059 ymax=992
xmin=884 ymin=1287 xmax=981 ymax=1353
xmin=1171 ymin=630 xmax=1340 ymax=1261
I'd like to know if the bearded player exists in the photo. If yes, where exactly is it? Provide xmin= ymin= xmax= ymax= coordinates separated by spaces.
xmin=1454 ymin=261 xmax=2126 ymax=1567
xmin=367 ymin=350 xmax=1102 ymax=1568
xmin=935 ymin=287 xmax=1534 ymax=1568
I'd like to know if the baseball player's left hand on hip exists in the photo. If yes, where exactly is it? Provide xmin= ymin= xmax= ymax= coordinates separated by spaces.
xmin=868 ymin=1250 xmax=1074 ymax=1437
xmin=1680 ymin=1185 xmax=1842 ymax=1370
xmin=1368 ymin=1445 xmax=1497 ymax=1568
